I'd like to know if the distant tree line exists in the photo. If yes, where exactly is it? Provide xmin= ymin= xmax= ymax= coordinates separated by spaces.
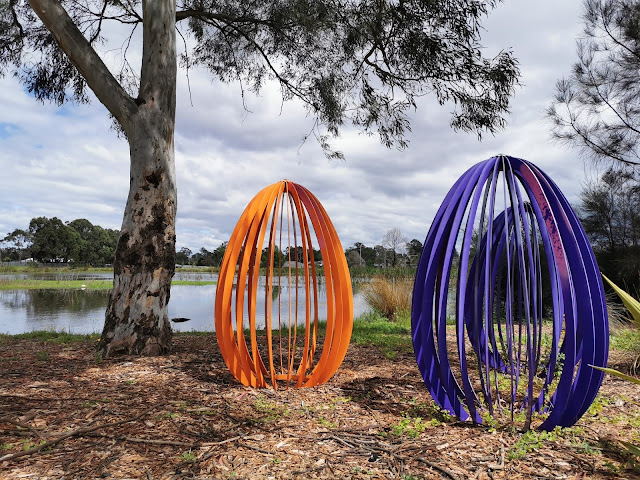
xmin=175 ymin=244 xmax=323 ymax=268
xmin=1 ymin=217 xmax=119 ymax=265
xmin=345 ymin=229 xmax=423 ymax=269
xmin=3 ymin=217 xmax=418 ymax=271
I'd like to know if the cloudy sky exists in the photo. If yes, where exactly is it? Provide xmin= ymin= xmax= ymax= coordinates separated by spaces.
xmin=0 ymin=0 xmax=593 ymax=254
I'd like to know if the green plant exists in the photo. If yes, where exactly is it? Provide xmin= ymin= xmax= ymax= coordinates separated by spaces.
xmin=603 ymin=276 xmax=640 ymax=371
xmin=351 ymin=311 xmax=412 ymax=358
xmin=318 ymin=416 xmax=337 ymax=428
xmin=93 ymin=351 xmax=103 ymax=364
xmin=254 ymin=395 xmax=288 ymax=421
xmin=508 ymin=428 xmax=562 ymax=460
xmin=21 ymin=439 xmax=48 ymax=452
xmin=35 ymin=350 xmax=49 ymax=361
xmin=603 ymin=275 xmax=640 ymax=327
xmin=406 ymin=400 xmax=454 ymax=424
xmin=591 ymin=366 xmax=640 ymax=385
xmin=481 ymin=411 xmax=498 ymax=433
xmin=180 ymin=450 xmax=196 ymax=462
xmin=154 ymin=411 xmax=178 ymax=420
xmin=390 ymin=416 xmax=426 ymax=438
xmin=610 ymin=329 xmax=640 ymax=354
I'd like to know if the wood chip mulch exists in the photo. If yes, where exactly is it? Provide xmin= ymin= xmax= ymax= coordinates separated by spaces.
xmin=1 ymin=335 xmax=639 ymax=480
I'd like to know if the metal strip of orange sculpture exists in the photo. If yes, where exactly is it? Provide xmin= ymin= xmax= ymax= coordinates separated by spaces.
xmin=215 ymin=180 xmax=353 ymax=389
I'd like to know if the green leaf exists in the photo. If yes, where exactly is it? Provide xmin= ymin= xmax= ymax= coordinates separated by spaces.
xmin=602 ymin=274 xmax=640 ymax=327
xmin=621 ymin=441 xmax=640 ymax=457
xmin=589 ymin=365 xmax=640 ymax=385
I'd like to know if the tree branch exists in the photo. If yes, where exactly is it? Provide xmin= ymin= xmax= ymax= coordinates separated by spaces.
xmin=563 ymin=107 xmax=640 ymax=166
xmin=175 ymin=9 xmax=289 ymax=29
xmin=585 ymin=63 xmax=640 ymax=136
xmin=193 ymin=14 xmax=311 ymax=107
xmin=599 ymin=3 xmax=640 ymax=63
xmin=89 ymin=0 xmax=109 ymax=44
xmin=9 ymin=0 xmax=25 ymax=39
xmin=27 ymin=0 xmax=138 ymax=133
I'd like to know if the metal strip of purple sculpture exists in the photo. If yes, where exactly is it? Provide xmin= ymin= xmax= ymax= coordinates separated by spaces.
xmin=412 ymin=155 xmax=609 ymax=430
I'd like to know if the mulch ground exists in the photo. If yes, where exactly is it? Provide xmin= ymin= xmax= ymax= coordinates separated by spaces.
xmin=1 ymin=335 xmax=639 ymax=480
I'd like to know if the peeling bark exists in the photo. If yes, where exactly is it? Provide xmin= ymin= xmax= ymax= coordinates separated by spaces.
xmin=98 ymin=120 xmax=177 ymax=356
xmin=98 ymin=0 xmax=178 ymax=356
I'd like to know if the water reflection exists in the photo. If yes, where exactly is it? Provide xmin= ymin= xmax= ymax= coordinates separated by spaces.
xmin=0 ymin=289 xmax=109 ymax=334
xmin=0 ymin=277 xmax=370 ymax=334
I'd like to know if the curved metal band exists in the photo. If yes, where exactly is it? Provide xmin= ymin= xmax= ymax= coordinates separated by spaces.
xmin=411 ymin=155 xmax=608 ymax=430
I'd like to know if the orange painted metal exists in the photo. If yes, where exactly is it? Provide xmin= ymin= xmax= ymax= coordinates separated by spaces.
xmin=215 ymin=180 xmax=353 ymax=389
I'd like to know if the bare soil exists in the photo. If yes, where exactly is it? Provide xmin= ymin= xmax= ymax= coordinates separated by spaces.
xmin=1 ymin=335 xmax=639 ymax=480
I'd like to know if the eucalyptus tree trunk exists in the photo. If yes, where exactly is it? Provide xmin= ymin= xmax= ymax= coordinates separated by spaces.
xmin=99 ymin=118 xmax=177 ymax=356
xmin=98 ymin=0 xmax=178 ymax=356
xmin=28 ymin=0 xmax=178 ymax=356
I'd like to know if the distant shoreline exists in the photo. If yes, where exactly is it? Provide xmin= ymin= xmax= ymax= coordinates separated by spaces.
xmin=0 ymin=279 xmax=217 ymax=290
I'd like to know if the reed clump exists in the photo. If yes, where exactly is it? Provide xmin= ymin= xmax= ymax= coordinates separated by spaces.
xmin=362 ymin=277 xmax=413 ymax=321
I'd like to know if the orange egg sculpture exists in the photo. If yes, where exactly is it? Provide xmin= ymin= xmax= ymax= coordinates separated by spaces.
xmin=215 ymin=180 xmax=353 ymax=389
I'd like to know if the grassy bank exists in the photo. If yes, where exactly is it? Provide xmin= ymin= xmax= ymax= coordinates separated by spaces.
xmin=0 ymin=265 xmax=113 ymax=274
xmin=0 ymin=264 xmax=418 ymax=277
xmin=2 ymin=312 xmax=638 ymax=366
xmin=1 ymin=265 xmax=223 ymax=275
xmin=0 ymin=279 xmax=217 ymax=290
xmin=0 ymin=311 xmax=411 ymax=350
xmin=348 ymin=265 xmax=416 ymax=279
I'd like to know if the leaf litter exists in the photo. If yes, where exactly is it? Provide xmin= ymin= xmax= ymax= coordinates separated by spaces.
xmin=0 ymin=334 xmax=639 ymax=479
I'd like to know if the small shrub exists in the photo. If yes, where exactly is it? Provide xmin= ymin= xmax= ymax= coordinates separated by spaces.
xmin=390 ymin=416 xmax=426 ymax=438
xmin=180 ymin=450 xmax=196 ymax=462
xmin=607 ymin=293 xmax=634 ymax=331
xmin=36 ymin=350 xmax=49 ymax=362
xmin=508 ymin=428 xmax=562 ymax=460
xmin=93 ymin=351 xmax=103 ymax=364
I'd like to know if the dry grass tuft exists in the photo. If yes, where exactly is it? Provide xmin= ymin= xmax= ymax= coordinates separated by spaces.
xmin=362 ymin=277 xmax=413 ymax=321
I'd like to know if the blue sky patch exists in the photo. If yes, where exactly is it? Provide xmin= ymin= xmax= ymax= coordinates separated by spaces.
xmin=0 ymin=122 xmax=20 ymax=139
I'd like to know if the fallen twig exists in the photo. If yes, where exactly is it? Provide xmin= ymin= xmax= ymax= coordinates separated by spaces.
xmin=415 ymin=457 xmax=461 ymax=480
xmin=487 ymin=445 xmax=505 ymax=470
xmin=87 ymin=432 xmax=200 ymax=447
xmin=236 ymin=440 xmax=273 ymax=455
xmin=291 ymin=463 xmax=328 ymax=475
xmin=0 ymin=404 xmax=162 ymax=462
xmin=0 ymin=415 xmax=46 ymax=439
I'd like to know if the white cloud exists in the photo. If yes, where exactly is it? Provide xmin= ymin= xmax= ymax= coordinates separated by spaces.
xmin=0 ymin=0 xmax=590 ymax=255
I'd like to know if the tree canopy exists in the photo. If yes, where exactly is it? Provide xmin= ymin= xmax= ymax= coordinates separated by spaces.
xmin=2 ymin=0 xmax=519 ymax=156
xmin=3 ymin=217 xmax=119 ymax=264
xmin=548 ymin=0 xmax=640 ymax=170
xmin=579 ymin=169 xmax=640 ymax=291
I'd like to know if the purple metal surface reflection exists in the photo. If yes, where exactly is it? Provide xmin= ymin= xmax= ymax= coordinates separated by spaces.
xmin=411 ymin=155 xmax=608 ymax=430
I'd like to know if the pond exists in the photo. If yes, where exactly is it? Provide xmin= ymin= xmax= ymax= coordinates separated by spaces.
xmin=0 ymin=272 xmax=371 ymax=335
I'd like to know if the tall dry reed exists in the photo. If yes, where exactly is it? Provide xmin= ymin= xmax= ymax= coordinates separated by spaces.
xmin=362 ymin=277 xmax=413 ymax=321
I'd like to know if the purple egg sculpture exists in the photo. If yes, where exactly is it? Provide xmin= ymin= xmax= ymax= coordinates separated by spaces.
xmin=412 ymin=155 xmax=608 ymax=430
